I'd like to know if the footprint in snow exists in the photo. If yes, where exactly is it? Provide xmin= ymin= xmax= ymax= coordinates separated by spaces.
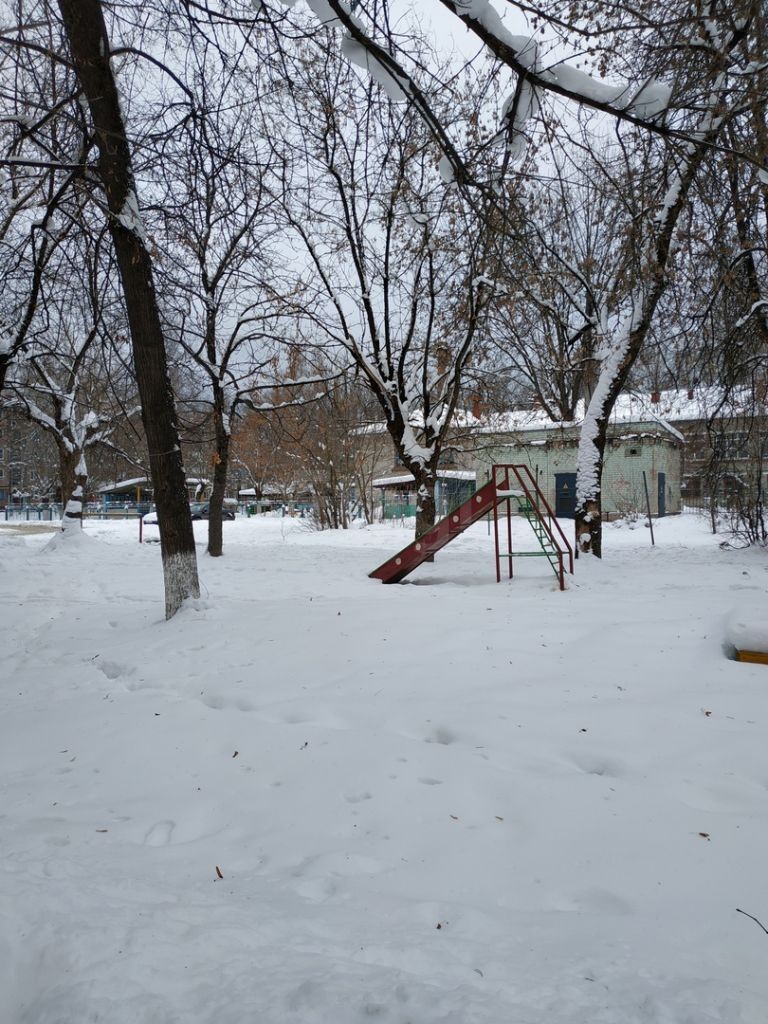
xmin=344 ymin=792 xmax=373 ymax=804
xmin=144 ymin=820 xmax=175 ymax=846
xmin=425 ymin=727 xmax=458 ymax=745
xmin=97 ymin=659 xmax=134 ymax=681
xmin=569 ymin=752 xmax=624 ymax=778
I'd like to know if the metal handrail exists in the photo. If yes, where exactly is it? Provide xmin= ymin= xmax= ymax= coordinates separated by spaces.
xmin=491 ymin=465 xmax=574 ymax=589
xmin=504 ymin=465 xmax=574 ymax=573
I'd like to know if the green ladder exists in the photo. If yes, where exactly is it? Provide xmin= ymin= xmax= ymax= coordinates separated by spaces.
xmin=515 ymin=497 xmax=561 ymax=579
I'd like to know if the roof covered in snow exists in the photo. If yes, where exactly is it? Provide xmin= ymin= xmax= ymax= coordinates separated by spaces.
xmin=97 ymin=477 xmax=150 ymax=494
xmin=474 ymin=387 xmax=766 ymax=439
xmin=354 ymin=387 xmax=764 ymax=447
xmin=373 ymin=470 xmax=477 ymax=488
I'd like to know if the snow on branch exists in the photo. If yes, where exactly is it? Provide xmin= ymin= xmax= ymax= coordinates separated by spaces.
xmin=0 ymin=323 xmax=13 ymax=358
xmin=340 ymin=34 xmax=408 ymax=103
xmin=734 ymin=299 xmax=768 ymax=332
xmin=280 ymin=0 xmax=472 ymax=187
xmin=442 ymin=0 xmax=679 ymax=144
xmin=573 ymin=14 xmax=745 ymax=519
xmin=116 ymin=188 xmax=147 ymax=242
xmin=287 ymin=0 xmax=409 ymax=98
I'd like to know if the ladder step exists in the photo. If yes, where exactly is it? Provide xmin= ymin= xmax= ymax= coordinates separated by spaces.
xmin=500 ymin=551 xmax=555 ymax=558
xmin=491 ymin=465 xmax=573 ymax=589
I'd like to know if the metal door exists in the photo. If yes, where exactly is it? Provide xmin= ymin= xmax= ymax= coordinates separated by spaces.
xmin=657 ymin=472 xmax=666 ymax=517
xmin=554 ymin=473 xmax=577 ymax=518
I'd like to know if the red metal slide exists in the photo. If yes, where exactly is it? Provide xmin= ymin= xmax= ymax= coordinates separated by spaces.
xmin=369 ymin=464 xmax=574 ymax=587
xmin=369 ymin=477 xmax=500 ymax=584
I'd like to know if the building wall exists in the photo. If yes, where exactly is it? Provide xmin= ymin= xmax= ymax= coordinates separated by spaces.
xmin=0 ymin=426 xmax=8 ymax=505
xmin=602 ymin=436 xmax=682 ymax=516
xmin=0 ymin=409 xmax=24 ymax=505
xmin=358 ymin=418 xmax=683 ymax=519
xmin=470 ymin=430 xmax=682 ymax=517
xmin=675 ymin=418 xmax=767 ymax=505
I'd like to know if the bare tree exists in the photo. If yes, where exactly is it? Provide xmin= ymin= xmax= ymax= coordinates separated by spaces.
xmin=53 ymin=0 xmax=199 ymax=615
xmin=4 ymin=225 xmax=137 ymax=531
xmin=270 ymin=44 xmax=494 ymax=539
xmin=256 ymin=367 xmax=387 ymax=528
xmin=488 ymin=152 xmax=623 ymax=421
xmin=155 ymin=42 xmax=285 ymax=556
xmin=0 ymin=3 xmax=89 ymax=392
xmin=253 ymin=0 xmax=764 ymax=555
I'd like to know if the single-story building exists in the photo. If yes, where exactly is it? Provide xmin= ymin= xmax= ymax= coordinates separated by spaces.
xmin=372 ymin=469 xmax=477 ymax=519
xmin=471 ymin=402 xmax=683 ymax=518
xmin=96 ymin=476 xmax=215 ymax=513
xmin=358 ymin=396 xmax=686 ymax=522
xmin=96 ymin=477 xmax=153 ymax=511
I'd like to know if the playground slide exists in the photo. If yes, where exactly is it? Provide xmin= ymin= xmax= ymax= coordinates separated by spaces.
xmin=369 ymin=478 xmax=500 ymax=584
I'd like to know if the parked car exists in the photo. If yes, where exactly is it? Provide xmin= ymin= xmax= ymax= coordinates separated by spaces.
xmin=190 ymin=501 xmax=236 ymax=520
xmin=142 ymin=501 xmax=236 ymax=525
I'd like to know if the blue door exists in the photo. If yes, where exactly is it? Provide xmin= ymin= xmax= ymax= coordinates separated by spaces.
xmin=555 ymin=473 xmax=577 ymax=518
xmin=657 ymin=472 xmax=666 ymax=517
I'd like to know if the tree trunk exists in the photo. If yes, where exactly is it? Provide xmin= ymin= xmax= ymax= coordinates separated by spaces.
xmin=207 ymin=410 xmax=230 ymax=558
xmin=354 ymin=466 xmax=373 ymax=524
xmin=574 ymin=315 xmax=650 ymax=558
xmin=574 ymin=449 xmax=604 ymax=557
xmin=573 ymin=85 xmax=732 ymax=556
xmin=57 ymin=0 xmax=199 ymax=617
xmin=59 ymin=448 xmax=87 ymax=533
xmin=413 ymin=467 xmax=437 ymax=543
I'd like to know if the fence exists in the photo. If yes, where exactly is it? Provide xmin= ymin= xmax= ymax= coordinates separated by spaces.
xmin=2 ymin=502 xmax=150 ymax=522
xmin=2 ymin=505 xmax=62 ymax=522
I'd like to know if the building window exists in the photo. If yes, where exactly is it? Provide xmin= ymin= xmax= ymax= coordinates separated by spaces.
xmin=683 ymin=476 xmax=702 ymax=498
xmin=725 ymin=431 xmax=749 ymax=458
xmin=625 ymin=445 xmax=641 ymax=457
xmin=713 ymin=430 xmax=750 ymax=460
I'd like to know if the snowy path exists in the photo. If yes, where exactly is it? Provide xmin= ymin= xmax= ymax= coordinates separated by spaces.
xmin=1 ymin=515 xmax=767 ymax=1023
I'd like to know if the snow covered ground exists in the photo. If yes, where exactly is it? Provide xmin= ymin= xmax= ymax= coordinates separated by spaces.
xmin=2 ymin=512 xmax=767 ymax=1024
